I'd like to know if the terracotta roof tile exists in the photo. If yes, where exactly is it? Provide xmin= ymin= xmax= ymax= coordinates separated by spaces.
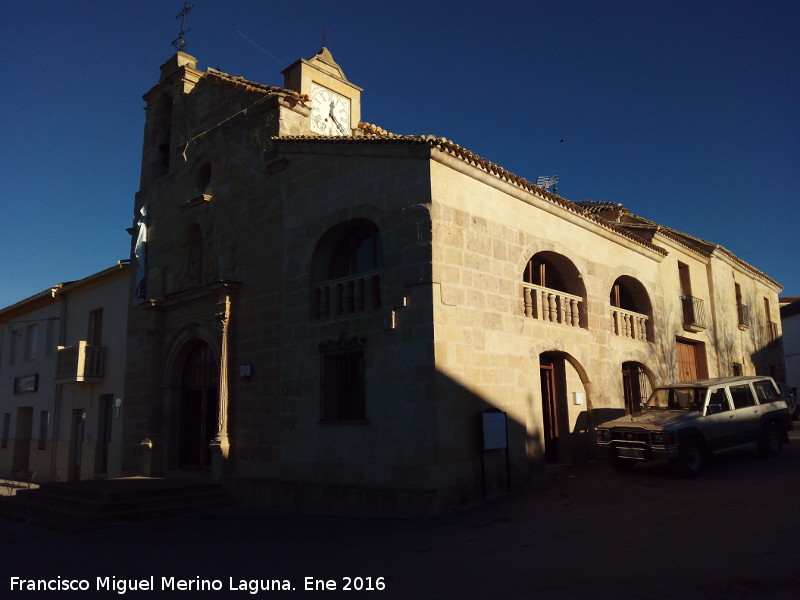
xmin=205 ymin=68 xmax=308 ymax=101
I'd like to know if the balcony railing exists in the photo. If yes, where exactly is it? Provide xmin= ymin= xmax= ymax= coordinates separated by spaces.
xmin=312 ymin=271 xmax=382 ymax=320
xmin=55 ymin=341 xmax=105 ymax=382
xmin=681 ymin=295 xmax=707 ymax=332
xmin=522 ymin=283 xmax=582 ymax=327
xmin=610 ymin=306 xmax=649 ymax=341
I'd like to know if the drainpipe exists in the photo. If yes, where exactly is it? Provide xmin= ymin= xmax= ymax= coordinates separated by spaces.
xmin=50 ymin=285 xmax=67 ymax=482
xmin=704 ymin=259 xmax=722 ymax=377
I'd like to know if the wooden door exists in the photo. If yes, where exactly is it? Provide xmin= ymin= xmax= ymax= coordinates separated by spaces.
xmin=540 ymin=362 xmax=559 ymax=463
xmin=677 ymin=340 xmax=699 ymax=382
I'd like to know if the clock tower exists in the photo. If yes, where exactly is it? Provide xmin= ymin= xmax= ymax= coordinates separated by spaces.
xmin=282 ymin=47 xmax=362 ymax=135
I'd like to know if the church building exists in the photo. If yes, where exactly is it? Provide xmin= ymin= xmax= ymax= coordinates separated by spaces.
xmin=123 ymin=48 xmax=784 ymax=515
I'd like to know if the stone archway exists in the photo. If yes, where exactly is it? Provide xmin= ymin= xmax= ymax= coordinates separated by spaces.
xmin=159 ymin=326 xmax=222 ymax=474
xmin=178 ymin=340 xmax=219 ymax=468
xmin=538 ymin=350 xmax=592 ymax=465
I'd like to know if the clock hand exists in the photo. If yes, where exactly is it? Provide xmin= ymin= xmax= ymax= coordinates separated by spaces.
xmin=329 ymin=103 xmax=347 ymax=135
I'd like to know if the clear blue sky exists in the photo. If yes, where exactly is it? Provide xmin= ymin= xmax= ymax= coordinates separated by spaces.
xmin=2 ymin=0 xmax=798 ymax=309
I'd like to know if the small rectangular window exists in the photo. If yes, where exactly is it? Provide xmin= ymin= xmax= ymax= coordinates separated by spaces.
xmin=23 ymin=323 xmax=38 ymax=361
xmin=320 ymin=336 xmax=366 ymax=421
xmin=88 ymin=308 xmax=103 ymax=346
xmin=9 ymin=331 xmax=18 ymax=365
xmin=38 ymin=410 xmax=49 ymax=450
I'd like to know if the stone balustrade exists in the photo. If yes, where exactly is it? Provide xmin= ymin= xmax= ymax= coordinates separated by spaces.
xmin=313 ymin=271 xmax=382 ymax=319
xmin=522 ymin=283 xmax=582 ymax=327
xmin=610 ymin=306 xmax=649 ymax=341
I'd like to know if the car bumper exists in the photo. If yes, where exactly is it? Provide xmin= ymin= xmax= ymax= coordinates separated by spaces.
xmin=600 ymin=443 xmax=680 ymax=461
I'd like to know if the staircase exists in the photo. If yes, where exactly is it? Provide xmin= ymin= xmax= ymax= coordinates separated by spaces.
xmin=0 ymin=477 xmax=233 ymax=532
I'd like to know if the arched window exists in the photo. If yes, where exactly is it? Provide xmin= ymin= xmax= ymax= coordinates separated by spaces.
xmin=329 ymin=222 xmax=383 ymax=279
xmin=522 ymin=252 xmax=585 ymax=328
xmin=609 ymin=276 xmax=653 ymax=341
xmin=311 ymin=220 xmax=383 ymax=319
xmin=523 ymin=254 xmax=566 ymax=291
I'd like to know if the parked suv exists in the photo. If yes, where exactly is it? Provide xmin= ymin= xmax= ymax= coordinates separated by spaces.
xmin=596 ymin=376 xmax=792 ymax=475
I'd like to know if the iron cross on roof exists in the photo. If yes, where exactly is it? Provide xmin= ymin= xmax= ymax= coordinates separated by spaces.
xmin=172 ymin=1 xmax=195 ymax=52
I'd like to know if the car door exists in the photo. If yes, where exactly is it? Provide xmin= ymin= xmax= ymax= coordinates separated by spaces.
xmin=728 ymin=384 xmax=761 ymax=443
xmin=702 ymin=387 xmax=738 ymax=451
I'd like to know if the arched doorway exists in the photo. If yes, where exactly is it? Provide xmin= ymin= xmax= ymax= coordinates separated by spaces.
xmin=621 ymin=361 xmax=652 ymax=414
xmin=180 ymin=341 xmax=218 ymax=468
xmin=540 ymin=352 xmax=568 ymax=464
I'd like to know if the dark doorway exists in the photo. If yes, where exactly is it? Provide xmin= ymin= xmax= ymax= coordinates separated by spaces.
xmin=540 ymin=354 xmax=568 ymax=464
xmin=622 ymin=362 xmax=651 ymax=414
xmin=179 ymin=342 xmax=218 ymax=468
xmin=95 ymin=394 xmax=113 ymax=475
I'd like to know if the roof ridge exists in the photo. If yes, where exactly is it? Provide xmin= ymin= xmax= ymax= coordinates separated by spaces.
xmin=274 ymin=129 xmax=667 ymax=256
xmin=205 ymin=68 xmax=307 ymax=100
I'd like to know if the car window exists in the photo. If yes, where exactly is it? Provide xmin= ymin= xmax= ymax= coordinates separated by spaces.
xmin=706 ymin=388 xmax=730 ymax=414
xmin=752 ymin=380 xmax=778 ymax=404
xmin=729 ymin=384 xmax=756 ymax=409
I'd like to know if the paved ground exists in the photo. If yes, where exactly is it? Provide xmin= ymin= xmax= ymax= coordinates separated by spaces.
xmin=2 ymin=432 xmax=799 ymax=599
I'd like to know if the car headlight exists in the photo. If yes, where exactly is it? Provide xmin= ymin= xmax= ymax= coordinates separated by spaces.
xmin=597 ymin=429 xmax=611 ymax=443
xmin=650 ymin=431 xmax=675 ymax=445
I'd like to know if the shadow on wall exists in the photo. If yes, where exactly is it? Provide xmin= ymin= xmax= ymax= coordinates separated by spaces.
xmin=430 ymin=368 xmax=618 ymax=508
xmin=573 ymin=408 xmax=627 ymax=460
xmin=751 ymin=333 xmax=785 ymax=381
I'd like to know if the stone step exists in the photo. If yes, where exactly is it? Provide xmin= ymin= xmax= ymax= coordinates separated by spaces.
xmin=0 ymin=477 xmax=233 ymax=532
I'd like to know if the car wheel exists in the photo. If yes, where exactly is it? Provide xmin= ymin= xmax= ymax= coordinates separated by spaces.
xmin=757 ymin=423 xmax=783 ymax=457
xmin=672 ymin=439 xmax=704 ymax=476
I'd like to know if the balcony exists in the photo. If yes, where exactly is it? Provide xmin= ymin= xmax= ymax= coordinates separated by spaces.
xmin=681 ymin=295 xmax=707 ymax=332
xmin=55 ymin=341 xmax=106 ymax=382
xmin=523 ymin=283 xmax=582 ymax=328
xmin=312 ymin=271 xmax=382 ymax=320
xmin=610 ymin=306 xmax=649 ymax=341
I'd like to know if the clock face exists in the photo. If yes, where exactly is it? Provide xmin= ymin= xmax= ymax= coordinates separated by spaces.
xmin=310 ymin=83 xmax=351 ymax=135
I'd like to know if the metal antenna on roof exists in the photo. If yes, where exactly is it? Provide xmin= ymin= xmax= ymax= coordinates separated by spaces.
xmin=320 ymin=26 xmax=331 ymax=48
xmin=536 ymin=175 xmax=559 ymax=192
xmin=172 ymin=1 xmax=195 ymax=52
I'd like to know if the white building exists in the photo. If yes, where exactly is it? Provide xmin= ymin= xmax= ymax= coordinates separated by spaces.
xmin=0 ymin=263 xmax=129 ymax=481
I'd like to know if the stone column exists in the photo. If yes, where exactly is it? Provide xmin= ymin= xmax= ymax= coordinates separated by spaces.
xmin=210 ymin=292 xmax=231 ymax=480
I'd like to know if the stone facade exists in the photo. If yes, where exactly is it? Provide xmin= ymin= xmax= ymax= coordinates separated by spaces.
xmin=122 ymin=49 xmax=784 ymax=515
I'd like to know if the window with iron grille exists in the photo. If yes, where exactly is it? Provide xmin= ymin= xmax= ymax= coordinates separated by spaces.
xmin=320 ymin=335 xmax=366 ymax=421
